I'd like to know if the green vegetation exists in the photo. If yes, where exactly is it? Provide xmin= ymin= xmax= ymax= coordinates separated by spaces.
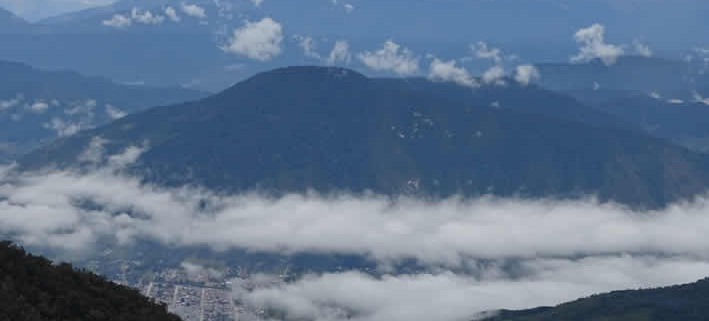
xmin=0 ymin=241 xmax=182 ymax=321
xmin=487 ymin=278 xmax=709 ymax=321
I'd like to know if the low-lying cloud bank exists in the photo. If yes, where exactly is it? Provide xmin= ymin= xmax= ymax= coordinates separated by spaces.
xmin=4 ymin=143 xmax=709 ymax=321
xmin=232 ymin=256 xmax=709 ymax=321
xmin=3 ymin=146 xmax=709 ymax=266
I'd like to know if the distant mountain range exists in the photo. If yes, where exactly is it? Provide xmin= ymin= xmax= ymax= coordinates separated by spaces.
xmin=534 ymin=56 xmax=709 ymax=152
xmin=486 ymin=277 xmax=709 ymax=321
xmin=0 ymin=60 xmax=207 ymax=162
xmin=0 ymin=7 xmax=29 ymax=33
xmin=0 ymin=241 xmax=181 ymax=321
xmin=20 ymin=66 xmax=709 ymax=208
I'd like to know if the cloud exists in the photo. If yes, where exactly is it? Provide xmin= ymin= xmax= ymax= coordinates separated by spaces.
xmin=295 ymin=35 xmax=321 ymax=60
xmin=633 ymin=40 xmax=653 ymax=57
xmin=181 ymin=3 xmax=207 ymax=19
xmin=25 ymin=101 xmax=49 ymax=114
xmin=571 ymin=24 xmax=624 ymax=66
xmin=102 ymin=14 xmax=131 ymax=28
xmin=482 ymin=65 xmax=506 ymax=86
xmin=428 ymin=58 xmax=478 ymax=88
xmin=327 ymin=41 xmax=352 ymax=65
xmin=668 ymin=98 xmax=685 ymax=104
xmin=514 ymin=65 xmax=540 ymax=86
xmin=9 ymin=149 xmax=709 ymax=266
xmin=693 ymin=91 xmax=709 ymax=106
xmin=131 ymin=8 xmax=164 ymax=25
xmin=0 ymin=94 xmax=23 ymax=111
xmin=232 ymin=257 xmax=709 ymax=321
xmin=330 ymin=0 xmax=355 ymax=13
xmin=105 ymin=104 xmax=127 ymax=120
xmin=164 ymin=6 xmax=180 ymax=22
xmin=649 ymin=92 xmax=662 ymax=100
xmin=250 ymin=0 xmax=264 ymax=6
xmin=43 ymin=118 xmax=82 ymax=137
xmin=472 ymin=42 xmax=503 ymax=64
xmin=358 ymin=41 xmax=419 ymax=75
xmin=223 ymin=17 xmax=284 ymax=61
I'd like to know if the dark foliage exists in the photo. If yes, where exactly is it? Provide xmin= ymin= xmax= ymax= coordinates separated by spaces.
xmin=486 ymin=277 xmax=709 ymax=321
xmin=0 ymin=241 xmax=182 ymax=321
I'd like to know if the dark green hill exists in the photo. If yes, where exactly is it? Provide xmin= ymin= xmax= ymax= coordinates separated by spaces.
xmin=486 ymin=277 xmax=709 ymax=321
xmin=0 ymin=241 xmax=181 ymax=321
xmin=20 ymin=66 xmax=709 ymax=208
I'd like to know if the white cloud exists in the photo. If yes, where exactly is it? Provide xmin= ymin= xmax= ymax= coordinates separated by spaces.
xmin=649 ymin=91 xmax=662 ymax=100
xmin=0 ymin=94 xmax=23 ymax=111
xmin=296 ymin=35 xmax=321 ymax=60
xmin=232 ymin=257 xmax=709 ymax=321
xmin=344 ymin=3 xmax=355 ymax=13
xmin=514 ymin=65 xmax=540 ymax=86
xmin=472 ymin=42 xmax=503 ymax=64
xmin=181 ymin=3 xmax=207 ymax=19
xmin=250 ymin=0 xmax=264 ymax=6
xmin=358 ymin=40 xmax=419 ymax=75
xmin=482 ymin=65 xmax=506 ymax=86
xmin=633 ymin=40 xmax=653 ymax=57
xmin=668 ymin=98 xmax=685 ymax=104
xmin=105 ymin=104 xmax=127 ymax=120
xmin=26 ymin=101 xmax=49 ymax=114
xmin=131 ymin=8 xmax=164 ymax=25
xmin=327 ymin=41 xmax=352 ymax=65
xmin=164 ymin=6 xmax=180 ymax=22
xmin=693 ymin=91 xmax=709 ymax=106
xmin=102 ymin=14 xmax=131 ymax=28
xmin=428 ymin=58 xmax=478 ymax=88
xmin=571 ymin=24 xmax=624 ymax=66
xmin=43 ymin=118 xmax=82 ymax=137
xmin=223 ymin=17 xmax=284 ymax=61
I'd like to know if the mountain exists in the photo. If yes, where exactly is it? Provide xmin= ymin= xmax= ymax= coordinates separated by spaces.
xmin=566 ymin=90 xmax=709 ymax=153
xmin=0 ymin=60 xmax=208 ymax=162
xmin=372 ymin=77 xmax=633 ymax=131
xmin=486 ymin=277 xmax=709 ymax=321
xmin=19 ymin=66 xmax=709 ymax=208
xmin=0 ymin=7 xmax=30 ymax=33
xmin=0 ymin=241 xmax=182 ymax=321
xmin=536 ymin=56 xmax=704 ymax=92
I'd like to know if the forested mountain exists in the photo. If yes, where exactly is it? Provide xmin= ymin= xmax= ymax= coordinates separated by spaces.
xmin=0 ymin=241 xmax=182 ymax=321
xmin=0 ymin=60 xmax=207 ymax=162
xmin=486 ymin=277 xmax=709 ymax=321
xmin=20 ymin=66 xmax=709 ymax=208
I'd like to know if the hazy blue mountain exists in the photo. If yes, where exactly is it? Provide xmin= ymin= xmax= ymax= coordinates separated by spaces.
xmin=536 ymin=56 xmax=704 ymax=92
xmin=0 ymin=60 xmax=208 ymax=162
xmin=0 ymin=7 xmax=29 ymax=33
xmin=486 ymin=277 xmax=709 ymax=321
xmin=20 ymin=66 xmax=709 ymax=208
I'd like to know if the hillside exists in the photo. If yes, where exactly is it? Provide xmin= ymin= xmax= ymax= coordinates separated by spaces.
xmin=0 ymin=241 xmax=182 ymax=321
xmin=20 ymin=66 xmax=709 ymax=208
xmin=0 ymin=7 xmax=29 ymax=33
xmin=19 ymin=66 xmax=709 ymax=207
xmin=486 ymin=277 xmax=709 ymax=321
xmin=0 ymin=60 xmax=207 ymax=161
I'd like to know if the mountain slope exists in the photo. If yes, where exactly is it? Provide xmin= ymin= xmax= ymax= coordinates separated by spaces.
xmin=0 ymin=241 xmax=182 ymax=321
xmin=20 ymin=66 xmax=709 ymax=208
xmin=0 ymin=60 xmax=208 ymax=161
xmin=0 ymin=7 xmax=30 ymax=33
xmin=486 ymin=277 xmax=709 ymax=321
